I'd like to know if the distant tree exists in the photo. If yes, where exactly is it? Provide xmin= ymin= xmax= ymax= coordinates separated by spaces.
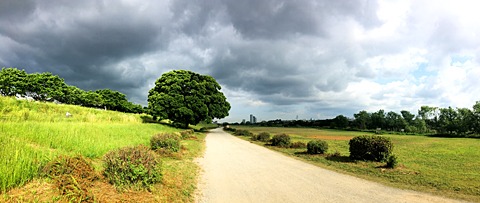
xmin=0 ymin=67 xmax=28 ymax=96
xmin=95 ymin=89 xmax=129 ymax=111
xmin=438 ymin=107 xmax=458 ymax=135
xmin=400 ymin=110 xmax=415 ymax=125
xmin=148 ymin=70 xmax=230 ymax=128
xmin=473 ymin=102 xmax=480 ymax=134
xmin=456 ymin=108 xmax=474 ymax=135
xmin=370 ymin=109 xmax=386 ymax=129
xmin=353 ymin=110 xmax=370 ymax=129
xmin=82 ymin=91 xmax=104 ymax=108
xmin=25 ymin=72 xmax=67 ymax=101
xmin=385 ymin=111 xmax=406 ymax=131
xmin=418 ymin=106 xmax=439 ymax=131
xmin=332 ymin=115 xmax=349 ymax=129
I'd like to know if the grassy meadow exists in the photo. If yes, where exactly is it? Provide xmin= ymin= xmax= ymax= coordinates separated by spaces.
xmin=233 ymin=126 xmax=480 ymax=202
xmin=0 ymin=96 xmax=205 ymax=202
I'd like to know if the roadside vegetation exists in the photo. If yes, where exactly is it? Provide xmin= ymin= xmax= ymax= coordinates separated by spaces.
xmin=228 ymin=126 xmax=480 ymax=202
xmin=0 ymin=96 xmax=205 ymax=202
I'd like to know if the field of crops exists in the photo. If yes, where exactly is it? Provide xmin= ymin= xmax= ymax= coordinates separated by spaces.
xmin=233 ymin=126 xmax=480 ymax=202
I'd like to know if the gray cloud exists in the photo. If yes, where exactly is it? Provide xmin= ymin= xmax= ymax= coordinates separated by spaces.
xmin=1 ymin=0 xmax=478 ymax=122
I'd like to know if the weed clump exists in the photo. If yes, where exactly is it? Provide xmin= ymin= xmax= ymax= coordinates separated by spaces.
xmin=307 ymin=140 xmax=328 ymax=154
xmin=103 ymin=145 xmax=162 ymax=189
xmin=42 ymin=156 xmax=99 ymax=202
xmin=151 ymin=133 xmax=181 ymax=152
xmin=349 ymin=135 xmax=393 ymax=162
xmin=290 ymin=141 xmax=307 ymax=148
xmin=270 ymin=134 xmax=291 ymax=148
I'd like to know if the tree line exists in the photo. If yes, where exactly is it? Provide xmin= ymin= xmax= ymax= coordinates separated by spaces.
xmin=235 ymin=104 xmax=480 ymax=137
xmin=0 ymin=67 xmax=143 ymax=113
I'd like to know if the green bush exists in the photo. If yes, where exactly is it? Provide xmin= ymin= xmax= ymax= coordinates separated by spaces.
xmin=103 ymin=145 xmax=162 ymax=189
xmin=151 ymin=133 xmax=181 ymax=152
xmin=307 ymin=140 xmax=328 ymax=154
xmin=386 ymin=155 xmax=398 ymax=168
xmin=252 ymin=132 xmax=271 ymax=142
xmin=270 ymin=134 xmax=291 ymax=147
xmin=290 ymin=141 xmax=307 ymax=149
xmin=349 ymin=135 xmax=393 ymax=161
xmin=234 ymin=129 xmax=252 ymax=136
xmin=223 ymin=126 xmax=236 ymax=132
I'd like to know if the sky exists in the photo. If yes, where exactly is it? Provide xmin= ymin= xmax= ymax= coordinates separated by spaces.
xmin=1 ymin=0 xmax=480 ymax=122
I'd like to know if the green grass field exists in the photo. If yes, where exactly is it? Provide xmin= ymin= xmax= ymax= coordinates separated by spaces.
xmin=0 ymin=96 xmax=205 ymax=202
xmin=233 ymin=126 xmax=480 ymax=202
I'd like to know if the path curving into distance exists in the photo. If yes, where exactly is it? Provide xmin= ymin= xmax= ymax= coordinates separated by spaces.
xmin=196 ymin=128 xmax=466 ymax=203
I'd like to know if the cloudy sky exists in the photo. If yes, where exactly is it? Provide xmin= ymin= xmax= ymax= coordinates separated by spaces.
xmin=1 ymin=0 xmax=480 ymax=122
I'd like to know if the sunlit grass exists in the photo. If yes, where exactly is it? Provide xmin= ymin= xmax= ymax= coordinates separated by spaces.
xmin=234 ymin=126 xmax=480 ymax=202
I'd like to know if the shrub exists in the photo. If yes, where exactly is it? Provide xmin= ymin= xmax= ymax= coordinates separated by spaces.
xmin=252 ymin=132 xmax=271 ymax=142
xmin=307 ymin=140 xmax=328 ymax=154
xmin=234 ymin=129 xmax=252 ymax=136
xmin=42 ymin=156 xmax=98 ymax=202
xmin=349 ymin=135 xmax=393 ymax=162
xmin=271 ymin=134 xmax=291 ymax=147
xmin=223 ymin=126 xmax=236 ymax=132
xmin=386 ymin=155 xmax=398 ymax=168
xmin=103 ymin=145 xmax=162 ymax=189
xmin=290 ymin=141 xmax=307 ymax=149
xmin=151 ymin=133 xmax=181 ymax=152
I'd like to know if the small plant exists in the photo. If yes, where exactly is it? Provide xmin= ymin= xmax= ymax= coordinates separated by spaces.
xmin=234 ymin=129 xmax=252 ymax=136
xmin=151 ymin=133 xmax=181 ymax=152
xmin=180 ymin=129 xmax=194 ymax=139
xmin=223 ymin=126 xmax=236 ymax=132
xmin=103 ymin=145 xmax=162 ymax=189
xmin=386 ymin=155 xmax=398 ymax=168
xmin=307 ymin=140 xmax=328 ymax=154
xmin=270 ymin=134 xmax=291 ymax=147
xmin=349 ymin=135 xmax=393 ymax=162
xmin=290 ymin=141 xmax=307 ymax=149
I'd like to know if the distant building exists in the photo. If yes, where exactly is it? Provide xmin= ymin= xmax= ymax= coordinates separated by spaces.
xmin=250 ymin=114 xmax=257 ymax=124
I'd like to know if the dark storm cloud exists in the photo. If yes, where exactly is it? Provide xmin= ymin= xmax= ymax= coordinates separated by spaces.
xmin=0 ymin=1 xmax=168 ymax=93
xmin=0 ymin=0 xmax=382 ymax=109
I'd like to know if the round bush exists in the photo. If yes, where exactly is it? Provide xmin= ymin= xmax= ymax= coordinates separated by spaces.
xmin=257 ymin=132 xmax=271 ymax=142
xmin=349 ymin=135 xmax=393 ymax=161
xmin=103 ymin=145 xmax=162 ymax=188
xmin=307 ymin=140 xmax=328 ymax=154
xmin=151 ymin=133 xmax=181 ymax=152
xmin=271 ymin=134 xmax=291 ymax=147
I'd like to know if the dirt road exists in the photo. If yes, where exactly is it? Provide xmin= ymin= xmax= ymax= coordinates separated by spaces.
xmin=196 ymin=128 xmax=466 ymax=203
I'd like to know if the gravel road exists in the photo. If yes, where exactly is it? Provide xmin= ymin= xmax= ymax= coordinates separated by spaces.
xmin=196 ymin=128 xmax=466 ymax=203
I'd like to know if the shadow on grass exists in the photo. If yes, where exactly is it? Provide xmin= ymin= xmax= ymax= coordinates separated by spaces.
xmin=325 ymin=155 xmax=357 ymax=163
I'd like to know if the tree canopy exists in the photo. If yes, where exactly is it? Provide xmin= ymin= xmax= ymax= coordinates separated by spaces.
xmin=0 ymin=67 xmax=143 ymax=114
xmin=148 ymin=70 xmax=230 ymax=128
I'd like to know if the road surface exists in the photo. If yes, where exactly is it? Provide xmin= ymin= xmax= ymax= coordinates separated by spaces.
xmin=196 ymin=128 xmax=466 ymax=203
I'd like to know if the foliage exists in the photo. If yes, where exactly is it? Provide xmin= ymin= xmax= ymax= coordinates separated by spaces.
xmin=233 ymin=129 xmax=252 ymax=136
xmin=103 ymin=145 xmax=162 ymax=189
xmin=270 ymin=134 xmax=291 ymax=147
xmin=180 ymin=129 xmax=195 ymax=139
xmin=147 ymin=70 xmax=230 ymax=128
xmin=307 ymin=140 xmax=328 ymax=154
xmin=150 ymin=133 xmax=181 ymax=152
xmin=290 ymin=141 xmax=307 ymax=149
xmin=0 ymin=67 xmax=143 ymax=114
xmin=349 ymin=135 xmax=393 ymax=162
xmin=42 ymin=156 xmax=99 ymax=202
xmin=331 ymin=115 xmax=349 ymax=129
xmin=386 ymin=155 xmax=398 ymax=168
xmin=252 ymin=132 xmax=271 ymax=142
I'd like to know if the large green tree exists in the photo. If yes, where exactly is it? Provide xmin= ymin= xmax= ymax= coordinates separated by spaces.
xmin=148 ymin=70 xmax=230 ymax=128
xmin=0 ymin=67 xmax=28 ymax=96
